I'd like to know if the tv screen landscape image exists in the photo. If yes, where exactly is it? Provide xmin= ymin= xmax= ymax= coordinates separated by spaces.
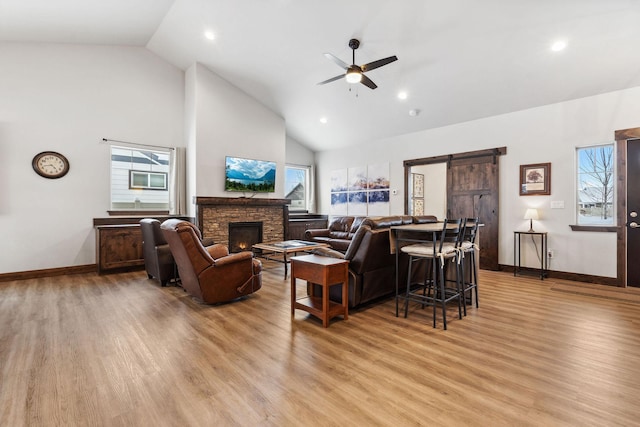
xmin=225 ymin=156 xmax=276 ymax=193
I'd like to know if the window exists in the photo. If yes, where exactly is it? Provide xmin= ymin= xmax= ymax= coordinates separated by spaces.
xmin=129 ymin=170 xmax=168 ymax=190
xmin=111 ymin=145 xmax=170 ymax=211
xmin=576 ymin=144 xmax=615 ymax=225
xmin=285 ymin=165 xmax=309 ymax=211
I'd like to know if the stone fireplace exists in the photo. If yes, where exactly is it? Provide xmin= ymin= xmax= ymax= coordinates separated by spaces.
xmin=195 ymin=197 xmax=289 ymax=248
xmin=228 ymin=221 xmax=263 ymax=252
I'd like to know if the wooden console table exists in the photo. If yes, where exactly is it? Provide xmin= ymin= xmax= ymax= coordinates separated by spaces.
xmin=290 ymin=254 xmax=349 ymax=328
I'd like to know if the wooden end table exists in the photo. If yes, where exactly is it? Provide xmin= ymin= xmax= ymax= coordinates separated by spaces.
xmin=290 ymin=254 xmax=349 ymax=328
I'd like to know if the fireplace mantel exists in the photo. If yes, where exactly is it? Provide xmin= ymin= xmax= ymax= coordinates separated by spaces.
xmin=195 ymin=196 xmax=291 ymax=247
xmin=195 ymin=197 xmax=290 ymax=207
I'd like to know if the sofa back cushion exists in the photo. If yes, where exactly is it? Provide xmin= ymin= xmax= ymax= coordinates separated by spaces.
xmin=348 ymin=216 xmax=368 ymax=237
xmin=329 ymin=216 xmax=354 ymax=232
xmin=364 ymin=215 xmax=414 ymax=230
xmin=344 ymin=225 xmax=395 ymax=275
xmin=413 ymin=215 xmax=438 ymax=224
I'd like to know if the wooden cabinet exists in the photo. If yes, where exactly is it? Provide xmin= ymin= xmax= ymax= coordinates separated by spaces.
xmin=287 ymin=215 xmax=328 ymax=240
xmin=95 ymin=225 xmax=144 ymax=274
xmin=94 ymin=216 xmax=192 ymax=274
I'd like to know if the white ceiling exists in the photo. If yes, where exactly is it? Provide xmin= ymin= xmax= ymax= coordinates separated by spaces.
xmin=3 ymin=0 xmax=640 ymax=152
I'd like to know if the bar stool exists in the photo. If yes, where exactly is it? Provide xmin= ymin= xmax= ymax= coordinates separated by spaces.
xmin=459 ymin=217 xmax=480 ymax=314
xmin=400 ymin=219 xmax=463 ymax=329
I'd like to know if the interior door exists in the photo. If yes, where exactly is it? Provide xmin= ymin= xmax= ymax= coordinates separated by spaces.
xmin=627 ymin=138 xmax=640 ymax=287
xmin=447 ymin=156 xmax=500 ymax=270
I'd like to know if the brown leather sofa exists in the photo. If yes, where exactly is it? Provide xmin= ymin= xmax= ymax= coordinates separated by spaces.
xmin=140 ymin=218 xmax=175 ymax=286
xmin=305 ymin=215 xmax=437 ymax=252
xmin=304 ymin=216 xmax=366 ymax=252
xmin=309 ymin=215 xmax=437 ymax=308
xmin=160 ymin=219 xmax=262 ymax=304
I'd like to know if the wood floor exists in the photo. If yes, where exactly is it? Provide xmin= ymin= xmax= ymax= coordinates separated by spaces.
xmin=2 ymin=262 xmax=640 ymax=426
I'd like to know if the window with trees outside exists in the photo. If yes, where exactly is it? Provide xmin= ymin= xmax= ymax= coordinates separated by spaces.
xmin=576 ymin=144 xmax=615 ymax=226
xmin=285 ymin=165 xmax=309 ymax=211
xmin=111 ymin=145 xmax=171 ymax=211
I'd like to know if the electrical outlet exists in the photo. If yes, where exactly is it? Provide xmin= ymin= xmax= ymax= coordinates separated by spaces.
xmin=548 ymin=249 xmax=554 ymax=258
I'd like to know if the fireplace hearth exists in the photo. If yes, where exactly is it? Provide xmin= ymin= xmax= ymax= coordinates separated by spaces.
xmin=228 ymin=222 xmax=263 ymax=253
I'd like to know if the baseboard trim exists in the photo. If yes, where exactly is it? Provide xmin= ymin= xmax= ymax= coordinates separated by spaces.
xmin=0 ymin=264 xmax=96 ymax=282
xmin=498 ymin=264 xmax=619 ymax=287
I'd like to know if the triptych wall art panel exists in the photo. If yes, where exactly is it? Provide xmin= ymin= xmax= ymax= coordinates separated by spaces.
xmin=330 ymin=163 xmax=390 ymax=216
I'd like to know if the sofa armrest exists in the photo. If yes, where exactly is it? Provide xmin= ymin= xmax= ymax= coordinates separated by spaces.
xmin=156 ymin=244 xmax=174 ymax=263
xmin=206 ymin=244 xmax=230 ymax=259
xmin=310 ymin=247 xmax=346 ymax=259
xmin=213 ymin=251 xmax=253 ymax=267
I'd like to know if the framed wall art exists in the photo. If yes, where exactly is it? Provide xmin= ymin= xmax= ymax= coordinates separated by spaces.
xmin=520 ymin=162 xmax=551 ymax=196
xmin=412 ymin=173 xmax=424 ymax=198
xmin=412 ymin=198 xmax=424 ymax=216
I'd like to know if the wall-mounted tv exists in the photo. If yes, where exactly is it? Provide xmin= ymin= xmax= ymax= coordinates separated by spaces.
xmin=225 ymin=156 xmax=276 ymax=193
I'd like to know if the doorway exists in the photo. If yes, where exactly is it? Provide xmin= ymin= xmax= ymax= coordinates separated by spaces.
xmin=615 ymin=128 xmax=640 ymax=287
xmin=404 ymin=147 xmax=506 ymax=271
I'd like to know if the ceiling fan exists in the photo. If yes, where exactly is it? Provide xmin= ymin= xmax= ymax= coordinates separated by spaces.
xmin=318 ymin=38 xmax=398 ymax=90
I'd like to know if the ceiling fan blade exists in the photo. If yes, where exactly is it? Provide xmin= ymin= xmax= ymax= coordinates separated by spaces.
xmin=361 ymin=55 xmax=398 ymax=72
xmin=317 ymin=74 xmax=345 ymax=85
xmin=360 ymin=74 xmax=378 ymax=89
xmin=324 ymin=53 xmax=349 ymax=70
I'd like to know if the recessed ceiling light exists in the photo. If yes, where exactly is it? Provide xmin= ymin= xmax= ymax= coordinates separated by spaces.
xmin=551 ymin=40 xmax=567 ymax=52
xmin=319 ymin=117 xmax=328 ymax=124
xmin=397 ymin=91 xmax=408 ymax=100
xmin=409 ymin=109 xmax=420 ymax=117
xmin=204 ymin=31 xmax=216 ymax=41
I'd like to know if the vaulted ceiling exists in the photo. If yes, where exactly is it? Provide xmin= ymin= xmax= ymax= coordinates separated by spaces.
xmin=3 ymin=0 xmax=640 ymax=152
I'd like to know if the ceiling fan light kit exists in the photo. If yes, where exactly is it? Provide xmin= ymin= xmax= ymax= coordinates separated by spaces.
xmin=318 ymin=38 xmax=397 ymax=90
xmin=345 ymin=67 xmax=362 ymax=83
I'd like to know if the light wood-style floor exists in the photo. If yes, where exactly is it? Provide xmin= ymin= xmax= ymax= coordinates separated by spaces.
xmin=2 ymin=262 xmax=640 ymax=426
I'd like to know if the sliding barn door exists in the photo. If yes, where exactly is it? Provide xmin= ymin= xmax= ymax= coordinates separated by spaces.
xmin=447 ymin=156 xmax=500 ymax=270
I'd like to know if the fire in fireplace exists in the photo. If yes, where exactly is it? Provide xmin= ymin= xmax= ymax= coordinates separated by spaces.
xmin=228 ymin=221 xmax=263 ymax=253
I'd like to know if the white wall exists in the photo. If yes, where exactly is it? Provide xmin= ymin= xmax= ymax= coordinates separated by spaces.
xmin=188 ymin=63 xmax=285 ymax=214
xmin=316 ymin=86 xmax=640 ymax=278
xmin=0 ymin=43 xmax=184 ymax=274
xmin=185 ymin=65 xmax=197 ymax=217
xmin=410 ymin=163 xmax=446 ymax=219
xmin=285 ymin=136 xmax=315 ymax=166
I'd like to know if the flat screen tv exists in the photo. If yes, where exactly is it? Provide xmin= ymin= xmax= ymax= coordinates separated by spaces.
xmin=225 ymin=156 xmax=276 ymax=193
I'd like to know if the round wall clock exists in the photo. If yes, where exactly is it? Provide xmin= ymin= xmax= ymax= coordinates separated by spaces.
xmin=32 ymin=151 xmax=70 ymax=179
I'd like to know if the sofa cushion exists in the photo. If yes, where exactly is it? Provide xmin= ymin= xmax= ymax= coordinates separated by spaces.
xmin=349 ymin=216 xmax=367 ymax=233
xmin=330 ymin=231 xmax=350 ymax=240
xmin=328 ymin=238 xmax=351 ymax=252
xmin=329 ymin=216 xmax=354 ymax=232
xmin=366 ymin=215 xmax=412 ymax=229
xmin=413 ymin=215 xmax=438 ymax=224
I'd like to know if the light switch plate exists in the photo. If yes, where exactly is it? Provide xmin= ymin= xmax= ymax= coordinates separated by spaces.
xmin=550 ymin=200 xmax=564 ymax=209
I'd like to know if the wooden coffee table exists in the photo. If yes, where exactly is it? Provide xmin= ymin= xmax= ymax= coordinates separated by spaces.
xmin=252 ymin=240 xmax=329 ymax=279
xmin=290 ymin=254 xmax=349 ymax=328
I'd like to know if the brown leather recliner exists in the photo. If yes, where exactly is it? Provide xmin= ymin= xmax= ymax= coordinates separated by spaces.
xmin=160 ymin=219 xmax=262 ymax=304
xmin=140 ymin=218 xmax=175 ymax=286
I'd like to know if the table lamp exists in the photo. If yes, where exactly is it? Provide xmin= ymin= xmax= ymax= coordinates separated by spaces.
xmin=524 ymin=208 xmax=539 ymax=232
